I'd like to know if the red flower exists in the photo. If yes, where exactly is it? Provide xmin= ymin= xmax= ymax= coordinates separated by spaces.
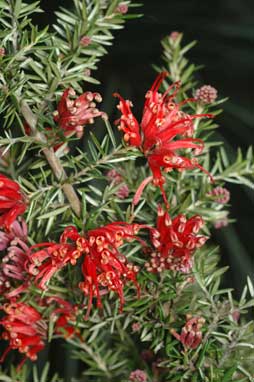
xmin=114 ymin=72 xmax=213 ymax=205
xmin=54 ymin=88 xmax=107 ymax=139
xmin=27 ymin=226 xmax=86 ymax=290
xmin=0 ymin=302 xmax=46 ymax=368
xmin=0 ymin=174 xmax=26 ymax=229
xmin=171 ymin=315 xmax=205 ymax=349
xmin=78 ymin=222 xmax=141 ymax=318
xmin=47 ymin=296 xmax=79 ymax=338
xmin=145 ymin=206 xmax=208 ymax=273
xmin=28 ymin=223 xmax=143 ymax=318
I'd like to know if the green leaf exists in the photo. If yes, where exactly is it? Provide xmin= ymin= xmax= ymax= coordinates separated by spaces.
xmin=221 ymin=365 xmax=238 ymax=382
xmin=37 ymin=205 xmax=69 ymax=219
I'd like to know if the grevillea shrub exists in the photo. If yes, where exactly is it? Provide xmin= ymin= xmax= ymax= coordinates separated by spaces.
xmin=0 ymin=2 xmax=254 ymax=382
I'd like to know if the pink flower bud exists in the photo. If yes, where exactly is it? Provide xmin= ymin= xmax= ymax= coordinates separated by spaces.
xmin=208 ymin=186 xmax=230 ymax=204
xmin=116 ymin=184 xmax=129 ymax=199
xmin=80 ymin=36 xmax=91 ymax=47
xmin=213 ymin=217 xmax=229 ymax=229
xmin=129 ymin=369 xmax=147 ymax=382
xmin=0 ymin=47 xmax=5 ymax=57
xmin=231 ymin=310 xmax=240 ymax=322
xmin=132 ymin=322 xmax=141 ymax=332
xmin=195 ymin=85 xmax=218 ymax=104
xmin=106 ymin=169 xmax=123 ymax=184
xmin=116 ymin=3 xmax=128 ymax=14
xmin=169 ymin=31 xmax=180 ymax=41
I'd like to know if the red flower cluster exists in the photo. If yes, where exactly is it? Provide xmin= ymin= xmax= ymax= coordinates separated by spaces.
xmin=0 ymin=174 xmax=26 ymax=229
xmin=79 ymin=222 xmax=141 ymax=318
xmin=0 ymin=302 xmax=46 ymax=368
xmin=171 ymin=315 xmax=205 ymax=349
xmin=27 ymin=228 xmax=85 ymax=290
xmin=145 ymin=206 xmax=208 ymax=273
xmin=114 ymin=72 xmax=212 ymax=204
xmin=27 ymin=223 xmax=142 ymax=318
xmin=53 ymin=88 xmax=106 ymax=139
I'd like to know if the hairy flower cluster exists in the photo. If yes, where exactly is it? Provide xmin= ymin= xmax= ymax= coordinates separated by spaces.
xmin=129 ymin=369 xmax=148 ymax=382
xmin=116 ymin=3 xmax=128 ymax=14
xmin=208 ymin=186 xmax=230 ymax=204
xmin=145 ymin=206 xmax=208 ymax=273
xmin=171 ymin=315 xmax=205 ymax=349
xmin=106 ymin=169 xmax=130 ymax=199
xmin=195 ymin=85 xmax=218 ymax=104
xmin=53 ymin=88 xmax=106 ymax=139
xmin=114 ymin=72 xmax=213 ymax=204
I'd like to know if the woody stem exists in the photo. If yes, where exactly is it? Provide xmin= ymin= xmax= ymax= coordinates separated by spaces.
xmin=20 ymin=100 xmax=81 ymax=217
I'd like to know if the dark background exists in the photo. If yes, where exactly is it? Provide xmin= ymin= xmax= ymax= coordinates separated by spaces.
xmin=12 ymin=0 xmax=254 ymax=379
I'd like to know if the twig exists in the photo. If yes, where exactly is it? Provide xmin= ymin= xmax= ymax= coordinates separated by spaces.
xmin=20 ymin=100 xmax=81 ymax=217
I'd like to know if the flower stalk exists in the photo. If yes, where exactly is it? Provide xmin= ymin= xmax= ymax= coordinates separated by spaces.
xmin=20 ymin=100 xmax=81 ymax=217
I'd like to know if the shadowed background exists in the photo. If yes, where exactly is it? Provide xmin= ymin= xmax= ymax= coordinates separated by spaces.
xmin=33 ymin=0 xmax=254 ymax=379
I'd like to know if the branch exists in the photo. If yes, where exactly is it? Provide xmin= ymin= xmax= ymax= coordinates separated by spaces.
xmin=20 ymin=100 xmax=81 ymax=217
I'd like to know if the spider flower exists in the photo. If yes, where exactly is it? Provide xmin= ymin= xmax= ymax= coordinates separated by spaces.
xmin=0 ymin=174 xmax=26 ymax=229
xmin=54 ymin=88 xmax=107 ymax=139
xmin=114 ymin=72 xmax=213 ymax=204
xmin=27 ymin=227 xmax=86 ymax=290
xmin=145 ymin=206 xmax=208 ymax=273
xmin=78 ymin=222 xmax=142 ymax=318
xmin=171 ymin=315 xmax=205 ymax=349
xmin=0 ymin=302 xmax=46 ymax=368
xmin=27 ymin=224 xmax=142 ymax=318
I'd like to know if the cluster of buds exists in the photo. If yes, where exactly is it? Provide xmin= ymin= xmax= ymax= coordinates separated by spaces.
xmin=213 ymin=217 xmax=229 ymax=229
xmin=80 ymin=35 xmax=92 ymax=47
xmin=169 ymin=31 xmax=181 ymax=42
xmin=53 ymin=88 xmax=107 ymax=140
xmin=208 ymin=186 xmax=230 ymax=204
xmin=132 ymin=322 xmax=141 ymax=332
xmin=145 ymin=206 xmax=208 ymax=273
xmin=0 ymin=174 xmax=27 ymax=229
xmin=129 ymin=369 xmax=148 ymax=382
xmin=0 ymin=47 xmax=5 ymax=57
xmin=0 ymin=219 xmax=29 ymax=297
xmin=0 ymin=302 xmax=46 ymax=367
xmin=116 ymin=3 xmax=128 ymax=14
xmin=106 ymin=169 xmax=130 ymax=199
xmin=195 ymin=85 xmax=218 ymax=104
xmin=171 ymin=315 xmax=205 ymax=349
xmin=114 ymin=72 xmax=213 ymax=204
